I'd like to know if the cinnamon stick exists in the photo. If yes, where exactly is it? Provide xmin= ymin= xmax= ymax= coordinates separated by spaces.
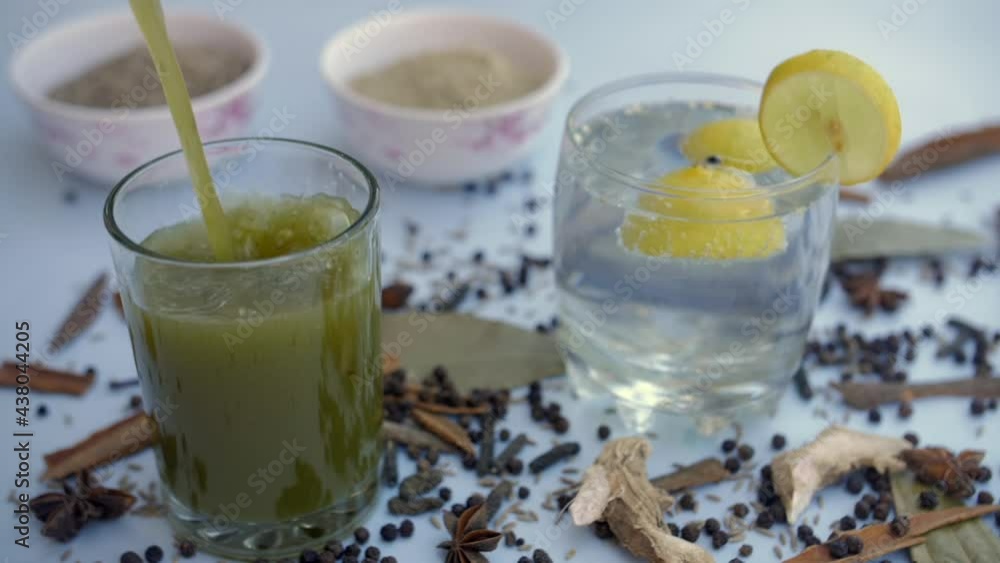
xmin=410 ymin=409 xmax=475 ymax=455
xmin=43 ymin=413 xmax=157 ymax=480
xmin=834 ymin=378 xmax=1000 ymax=409
xmin=880 ymin=125 xmax=1000 ymax=182
xmin=650 ymin=458 xmax=731 ymax=492
xmin=411 ymin=401 xmax=491 ymax=416
xmin=783 ymin=504 xmax=1000 ymax=562
xmin=0 ymin=362 xmax=95 ymax=396
xmin=839 ymin=187 xmax=871 ymax=204
xmin=48 ymin=272 xmax=110 ymax=354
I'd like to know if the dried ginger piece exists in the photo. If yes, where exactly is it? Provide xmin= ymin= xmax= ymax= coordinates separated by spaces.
xmin=772 ymin=426 xmax=911 ymax=522
xmin=570 ymin=437 xmax=713 ymax=563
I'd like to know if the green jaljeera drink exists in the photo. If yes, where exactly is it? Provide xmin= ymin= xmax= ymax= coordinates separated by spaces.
xmin=123 ymin=194 xmax=381 ymax=526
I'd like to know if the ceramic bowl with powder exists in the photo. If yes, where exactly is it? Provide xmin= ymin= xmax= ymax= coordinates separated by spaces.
xmin=320 ymin=10 xmax=569 ymax=186
xmin=9 ymin=9 xmax=268 ymax=186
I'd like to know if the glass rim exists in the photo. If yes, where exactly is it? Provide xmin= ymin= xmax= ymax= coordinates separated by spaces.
xmin=103 ymin=137 xmax=380 ymax=269
xmin=564 ymin=71 xmax=838 ymax=200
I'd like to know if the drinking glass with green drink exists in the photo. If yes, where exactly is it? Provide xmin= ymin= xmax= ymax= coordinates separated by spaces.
xmin=104 ymin=2 xmax=382 ymax=558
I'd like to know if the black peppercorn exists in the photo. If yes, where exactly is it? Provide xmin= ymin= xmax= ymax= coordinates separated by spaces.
xmin=439 ymin=487 xmax=452 ymax=501
xmin=364 ymin=547 xmax=380 ymax=560
xmin=593 ymin=521 xmax=614 ymax=539
xmin=977 ymin=491 xmax=995 ymax=505
xmin=711 ymin=530 xmax=729 ymax=549
xmin=354 ymin=527 xmax=370 ymax=544
xmin=845 ymin=535 xmax=863 ymax=555
xmin=144 ymin=545 xmax=164 ymax=563
xmin=739 ymin=544 xmax=753 ymax=557
xmin=381 ymin=557 xmax=397 ymax=563
xmin=597 ymin=424 xmax=611 ymax=441
xmin=919 ymin=491 xmax=939 ymax=509
xmin=854 ymin=501 xmax=871 ymax=519
xmin=532 ymin=548 xmax=553 ymax=563
xmin=344 ymin=544 xmax=361 ymax=558
xmin=737 ymin=444 xmax=754 ymax=461
xmin=451 ymin=503 xmax=465 ymax=516
xmin=796 ymin=524 xmax=813 ymax=540
xmin=499 ymin=428 xmax=511 ymax=441
xmin=903 ymin=432 xmax=919 ymax=446
xmin=666 ymin=522 xmax=679 ymax=536
xmin=506 ymin=458 xmax=524 ymax=475
xmin=552 ymin=417 xmax=570 ymax=434
xmin=827 ymin=538 xmax=848 ymax=558
xmin=868 ymin=408 xmax=882 ymax=423
xmin=178 ymin=541 xmax=196 ymax=558
xmin=466 ymin=493 xmax=485 ymax=508
xmin=679 ymin=493 xmax=696 ymax=511
xmin=518 ymin=486 xmax=530 ymax=500
xmin=970 ymin=398 xmax=986 ymax=415
xmin=724 ymin=457 xmax=741 ymax=473
xmin=721 ymin=439 xmax=737 ymax=453
xmin=873 ymin=502 xmax=890 ymax=521
xmin=325 ymin=540 xmax=344 ymax=557
xmin=399 ymin=519 xmax=414 ymax=538
xmin=889 ymin=515 xmax=910 ymax=537
xmin=771 ymin=434 xmax=786 ymax=450
xmin=839 ymin=515 xmax=857 ymax=530
xmin=380 ymin=523 xmax=398 ymax=542
xmin=755 ymin=511 xmax=774 ymax=529
xmin=300 ymin=550 xmax=321 ymax=563
xmin=703 ymin=518 xmax=721 ymax=534
xmin=681 ymin=522 xmax=701 ymax=542
xmin=731 ymin=503 xmax=749 ymax=518
xmin=121 ymin=552 xmax=143 ymax=563
xmin=846 ymin=473 xmax=865 ymax=494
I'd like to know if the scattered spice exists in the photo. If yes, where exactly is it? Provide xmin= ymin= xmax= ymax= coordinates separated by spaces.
xmin=650 ymin=458 xmax=731 ymax=493
xmin=47 ymin=272 xmax=109 ymax=354
xmin=388 ymin=496 xmax=445 ymax=516
xmin=528 ymin=443 xmax=580 ymax=474
xmin=29 ymin=471 xmax=136 ymax=541
xmin=785 ymin=503 xmax=1000 ymax=562
xmin=399 ymin=469 xmax=444 ymax=500
xmin=43 ymin=413 xmax=156 ymax=480
xmin=834 ymin=261 xmax=908 ymax=316
xmin=770 ymin=426 xmax=911 ymax=521
xmin=476 ymin=416 xmax=496 ymax=476
xmin=493 ymin=433 xmax=529 ymax=475
xmin=570 ymin=438 xmax=712 ymax=563
xmin=382 ymin=282 xmax=414 ymax=310
xmin=834 ymin=377 xmax=1000 ymax=409
xmin=793 ymin=366 xmax=814 ymax=400
xmin=382 ymin=421 xmax=457 ymax=453
xmin=437 ymin=503 xmax=502 ymax=563
xmin=901 ymin=447 xmax=983 ymax=498
xmin=411 ymin=410 xmax=476 ymax=456
xmin=0 ymin=362 xmax=96 ymax=396
xmin=880 ymin=124 xmax=1000 ymax=182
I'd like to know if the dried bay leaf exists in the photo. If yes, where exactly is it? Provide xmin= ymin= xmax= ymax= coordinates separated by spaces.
xmin=382 ymin=312 xmax=563 ymax=392
xmin=831 ymin=219 xmax=985 ymax=261
xmin=890 ymin=472 xmax=1000 ymax=563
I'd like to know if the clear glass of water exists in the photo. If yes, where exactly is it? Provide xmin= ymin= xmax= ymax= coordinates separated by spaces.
xmin=553 ymin=74 xmax=839 ymax=434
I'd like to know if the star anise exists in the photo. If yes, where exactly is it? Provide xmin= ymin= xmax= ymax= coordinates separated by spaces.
xmin=901 ymin=447 xmax=984 ymax=498
xmin=29 ymin=471 xmax=136 ymax=542
xmin=834 ymin=259 xmax=908 ymax=316
xmin=437 ymin=503 xmax=502 ymax=563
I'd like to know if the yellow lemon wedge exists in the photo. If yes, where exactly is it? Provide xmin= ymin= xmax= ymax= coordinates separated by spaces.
xmin=759 ymin=49 xmax=902 ymax=185
xmin=681 ymin=117 xmax=778 ymax=173
xmin=619 ymin=166 xmax=787 ymax=260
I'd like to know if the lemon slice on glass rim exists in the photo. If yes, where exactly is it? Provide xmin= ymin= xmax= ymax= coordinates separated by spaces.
xmin=758 ymin=49 xmax=902 ymax=186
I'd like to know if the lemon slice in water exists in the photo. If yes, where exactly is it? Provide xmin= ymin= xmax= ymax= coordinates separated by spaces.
xmin=619 ymin=166 xmax=786 ymax=260
xmin=758 ymin=50 xmax=901 ymax=185
xmin=681 ymin=117 xmax=778 ymax=173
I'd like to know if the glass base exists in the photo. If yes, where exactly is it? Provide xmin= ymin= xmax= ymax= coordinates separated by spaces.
xmin=565 ymin=351 xmax=785 ymax=435
xmin=166 ymin=476 xmax=378 ymax=561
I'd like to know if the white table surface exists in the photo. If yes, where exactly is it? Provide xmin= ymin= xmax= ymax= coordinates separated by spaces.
xmin=1 ymin=1 xmax=999 ymax=562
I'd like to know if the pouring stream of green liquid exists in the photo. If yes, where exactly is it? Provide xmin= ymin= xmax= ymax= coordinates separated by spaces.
xmin=128 ymin=0 xmax=234 ymax=261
